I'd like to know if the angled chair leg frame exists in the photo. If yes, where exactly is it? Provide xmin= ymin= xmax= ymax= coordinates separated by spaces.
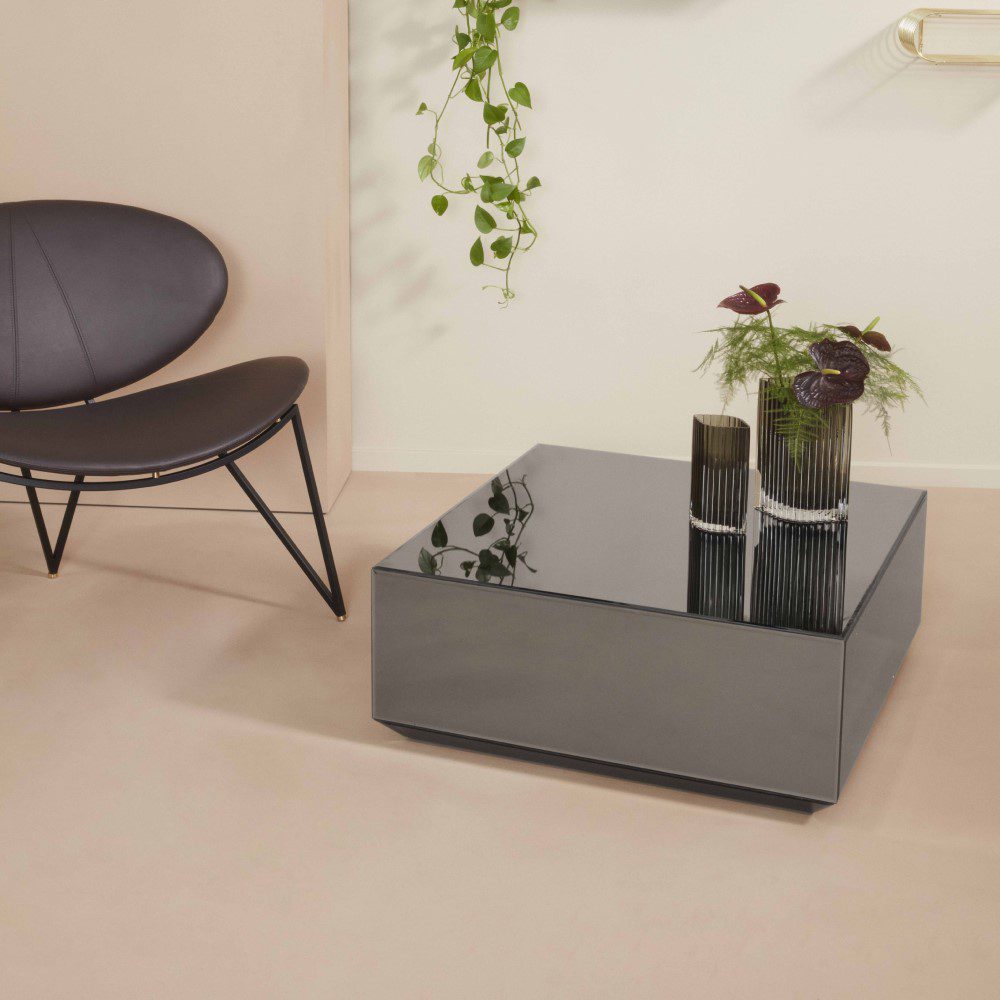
xmin=225 ymin=408 xmax=347 ymax=620
xmin=6 ymin=405 xmax=346 ymax=619
xmin=20 ymin=469 xmax=85 ymax=578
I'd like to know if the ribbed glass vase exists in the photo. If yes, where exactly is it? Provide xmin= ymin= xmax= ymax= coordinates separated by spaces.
xmin=689 ymin=414 xmax=750 ymax=534
xmin=749 ymin=516 xmax=848 ymax=635
xmin=756 ymin=379 xmax=852 ymax=524
xmin=687 ymin=527 xmax=746 ymax=622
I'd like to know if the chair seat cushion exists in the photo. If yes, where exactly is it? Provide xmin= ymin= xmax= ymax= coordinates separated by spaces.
xmin=0 ymin=357 xmax=309 ymax=476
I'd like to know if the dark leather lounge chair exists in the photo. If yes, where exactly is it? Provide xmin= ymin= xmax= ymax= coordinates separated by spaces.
xmin=0 ymin=200 xmax=346 ymax=618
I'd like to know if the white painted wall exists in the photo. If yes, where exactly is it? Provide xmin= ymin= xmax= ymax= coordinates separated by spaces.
xmin=350 ymin=0 xmax=1000 ymax=488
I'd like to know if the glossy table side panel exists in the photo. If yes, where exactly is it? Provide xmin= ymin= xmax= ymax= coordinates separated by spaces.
xmin=372 ymin=569 xmax=845 ymax=803
xmin=839 ymin=496 xmax=927 ymax=790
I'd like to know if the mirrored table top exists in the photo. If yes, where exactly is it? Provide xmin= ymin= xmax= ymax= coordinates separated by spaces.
xmin=376 ymin=444 xmax=926 ymax=637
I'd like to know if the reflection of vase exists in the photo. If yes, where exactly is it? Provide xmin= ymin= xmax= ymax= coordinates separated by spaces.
xmin=756 ymin=379 xmax=852 ymax=523
xmin=749 ymin=514 xmax=848 ymax=635
xmin=687 ymin=526 xmax=746 ymax=622
xmin=690 ymin=414 xmax=750 ymax=533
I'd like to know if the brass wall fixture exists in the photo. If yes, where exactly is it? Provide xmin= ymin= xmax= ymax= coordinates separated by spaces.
xmin=898 ymin=8 xmax=1000 ymax=64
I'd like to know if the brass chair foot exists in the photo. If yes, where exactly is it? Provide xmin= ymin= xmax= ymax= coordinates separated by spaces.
xmin=48 ymin=572 xmax=59 ymax=579
xmin=337 ymin=614 xmax=348 ymax=622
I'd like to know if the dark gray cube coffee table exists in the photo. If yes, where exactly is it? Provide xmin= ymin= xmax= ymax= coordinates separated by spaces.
xmin=372 ymin=445 xmax=926 ymax=810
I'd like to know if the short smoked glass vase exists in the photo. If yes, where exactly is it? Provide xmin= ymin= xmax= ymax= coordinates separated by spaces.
xmin=756 ymin=379 xmax=852 ymax=524
xmin=689 ymin=414 xmax=750 ymax=534
xmin=687 ymin=526 xmax=746 ymax=621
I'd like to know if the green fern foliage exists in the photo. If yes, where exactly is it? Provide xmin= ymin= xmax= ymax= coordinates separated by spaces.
xmin=763 ymin=379 xmax=830 ymax=462
xmin=696 ymin=319 xmax=828 ymax=457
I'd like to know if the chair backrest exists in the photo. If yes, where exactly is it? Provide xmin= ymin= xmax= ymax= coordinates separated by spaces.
xmin=0 ymin=200 xmax=228 ymax=410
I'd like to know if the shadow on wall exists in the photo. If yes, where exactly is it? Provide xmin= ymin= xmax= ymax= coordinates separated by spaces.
xmin=800 ymin=22 xmax=1000 ymax=130
xmin=349 ymin=1 xmax=455 ymax=336
xmin=349 ymin=0 xmax=726 ymax=342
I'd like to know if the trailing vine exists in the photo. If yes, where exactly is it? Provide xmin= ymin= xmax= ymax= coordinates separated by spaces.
xmin=416 ymin=0 xmax=540 ymax=304
xmin=419 ymin=473 xmax=536 ymax=584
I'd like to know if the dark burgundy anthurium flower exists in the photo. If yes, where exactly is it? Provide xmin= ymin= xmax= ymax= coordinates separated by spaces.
xmin=718 ymin=283 xmax=785 ymax=315
xmin=835 ymin=324 xmax=892 ymax=352
xmin=793 ymin=339 xmax=870 ymax=409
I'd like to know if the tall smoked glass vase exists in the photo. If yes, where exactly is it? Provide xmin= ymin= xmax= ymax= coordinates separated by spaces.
xmin=756 ymin=379 xmax=853 ymax=524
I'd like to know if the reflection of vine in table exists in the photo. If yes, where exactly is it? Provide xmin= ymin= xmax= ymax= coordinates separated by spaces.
xmin=419 ymin=472 xmax=536 ymax=585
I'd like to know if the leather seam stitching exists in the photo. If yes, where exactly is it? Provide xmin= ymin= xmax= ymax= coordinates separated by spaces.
xmin=8 ymin=208 xmax=18 ymax=406
xmin=20 ymin=208 xmax=100 ymax=394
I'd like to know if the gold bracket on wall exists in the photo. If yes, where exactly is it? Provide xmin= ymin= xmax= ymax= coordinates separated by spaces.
xmin=898 ymin=8 xmax=1000 ymax=63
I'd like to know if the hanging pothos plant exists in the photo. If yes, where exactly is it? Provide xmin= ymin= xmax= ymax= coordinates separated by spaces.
xmin=417 ymin=0 xmax=540 ymax=304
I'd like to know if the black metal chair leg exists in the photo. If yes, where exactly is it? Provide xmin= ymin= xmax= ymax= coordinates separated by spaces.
xmin=10 ymin=406 xmax=345 ymax=616
xmin=289 ymin=407 xmax=347 ymax=617
xmin=225 ymin=427 xmax=347 ymax=619
xmin=20 ymin=468 xmax=85 ymax=577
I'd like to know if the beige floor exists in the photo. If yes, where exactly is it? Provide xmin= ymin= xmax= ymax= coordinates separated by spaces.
xmin=1 ymin=474 xmax=998 ymax=1000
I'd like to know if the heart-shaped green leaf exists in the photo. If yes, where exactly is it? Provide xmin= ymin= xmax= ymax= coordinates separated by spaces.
xmin=431 ymin=520 xmax=448 ymax=547
xmin=472 ymin=47 xmax=498 ymax=75
xmin=482 ymin=102 xmax=507 ymax=125
xmin=453 ymin=46 xmax=476 ymax=69
xmin=474 ymin=206 xmax=496 ymax=233
xmin=476 ymin=10 xmax=496 ymax=43
xmin=509 ymin=82 xmax=532 ymax=108
xmin=488 ymin=491 xmax=511 ymax=514
xmin=453 ymin=46 xmax=476 ymax=71
xmin=469 ymin=237 xmax=484 ymax=266
xmin=477 ymin=549 xmax=508 ymax=577
xmin=417 ymin=155 xmax=437 ymax=180
xmin=464 ymin=77 xmax=483 ymax=102
xmin=431 ymin=194 xmax=448 ymax=216
xmin=501 ymin=7 xmax=520 ymax=30
xmin=477 ymin=151 xmax=494 ymax=168
xmin=505 ymin=137 xmax=525 ymax=157
xmin=490 ymin=235 xmax=513 ymax=259
xmin=473 ymin=513 xmax=495 ymax=536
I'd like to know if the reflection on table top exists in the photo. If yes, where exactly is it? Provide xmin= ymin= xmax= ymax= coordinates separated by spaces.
xmin=376 ymin=444 xmax=926 ymax=636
